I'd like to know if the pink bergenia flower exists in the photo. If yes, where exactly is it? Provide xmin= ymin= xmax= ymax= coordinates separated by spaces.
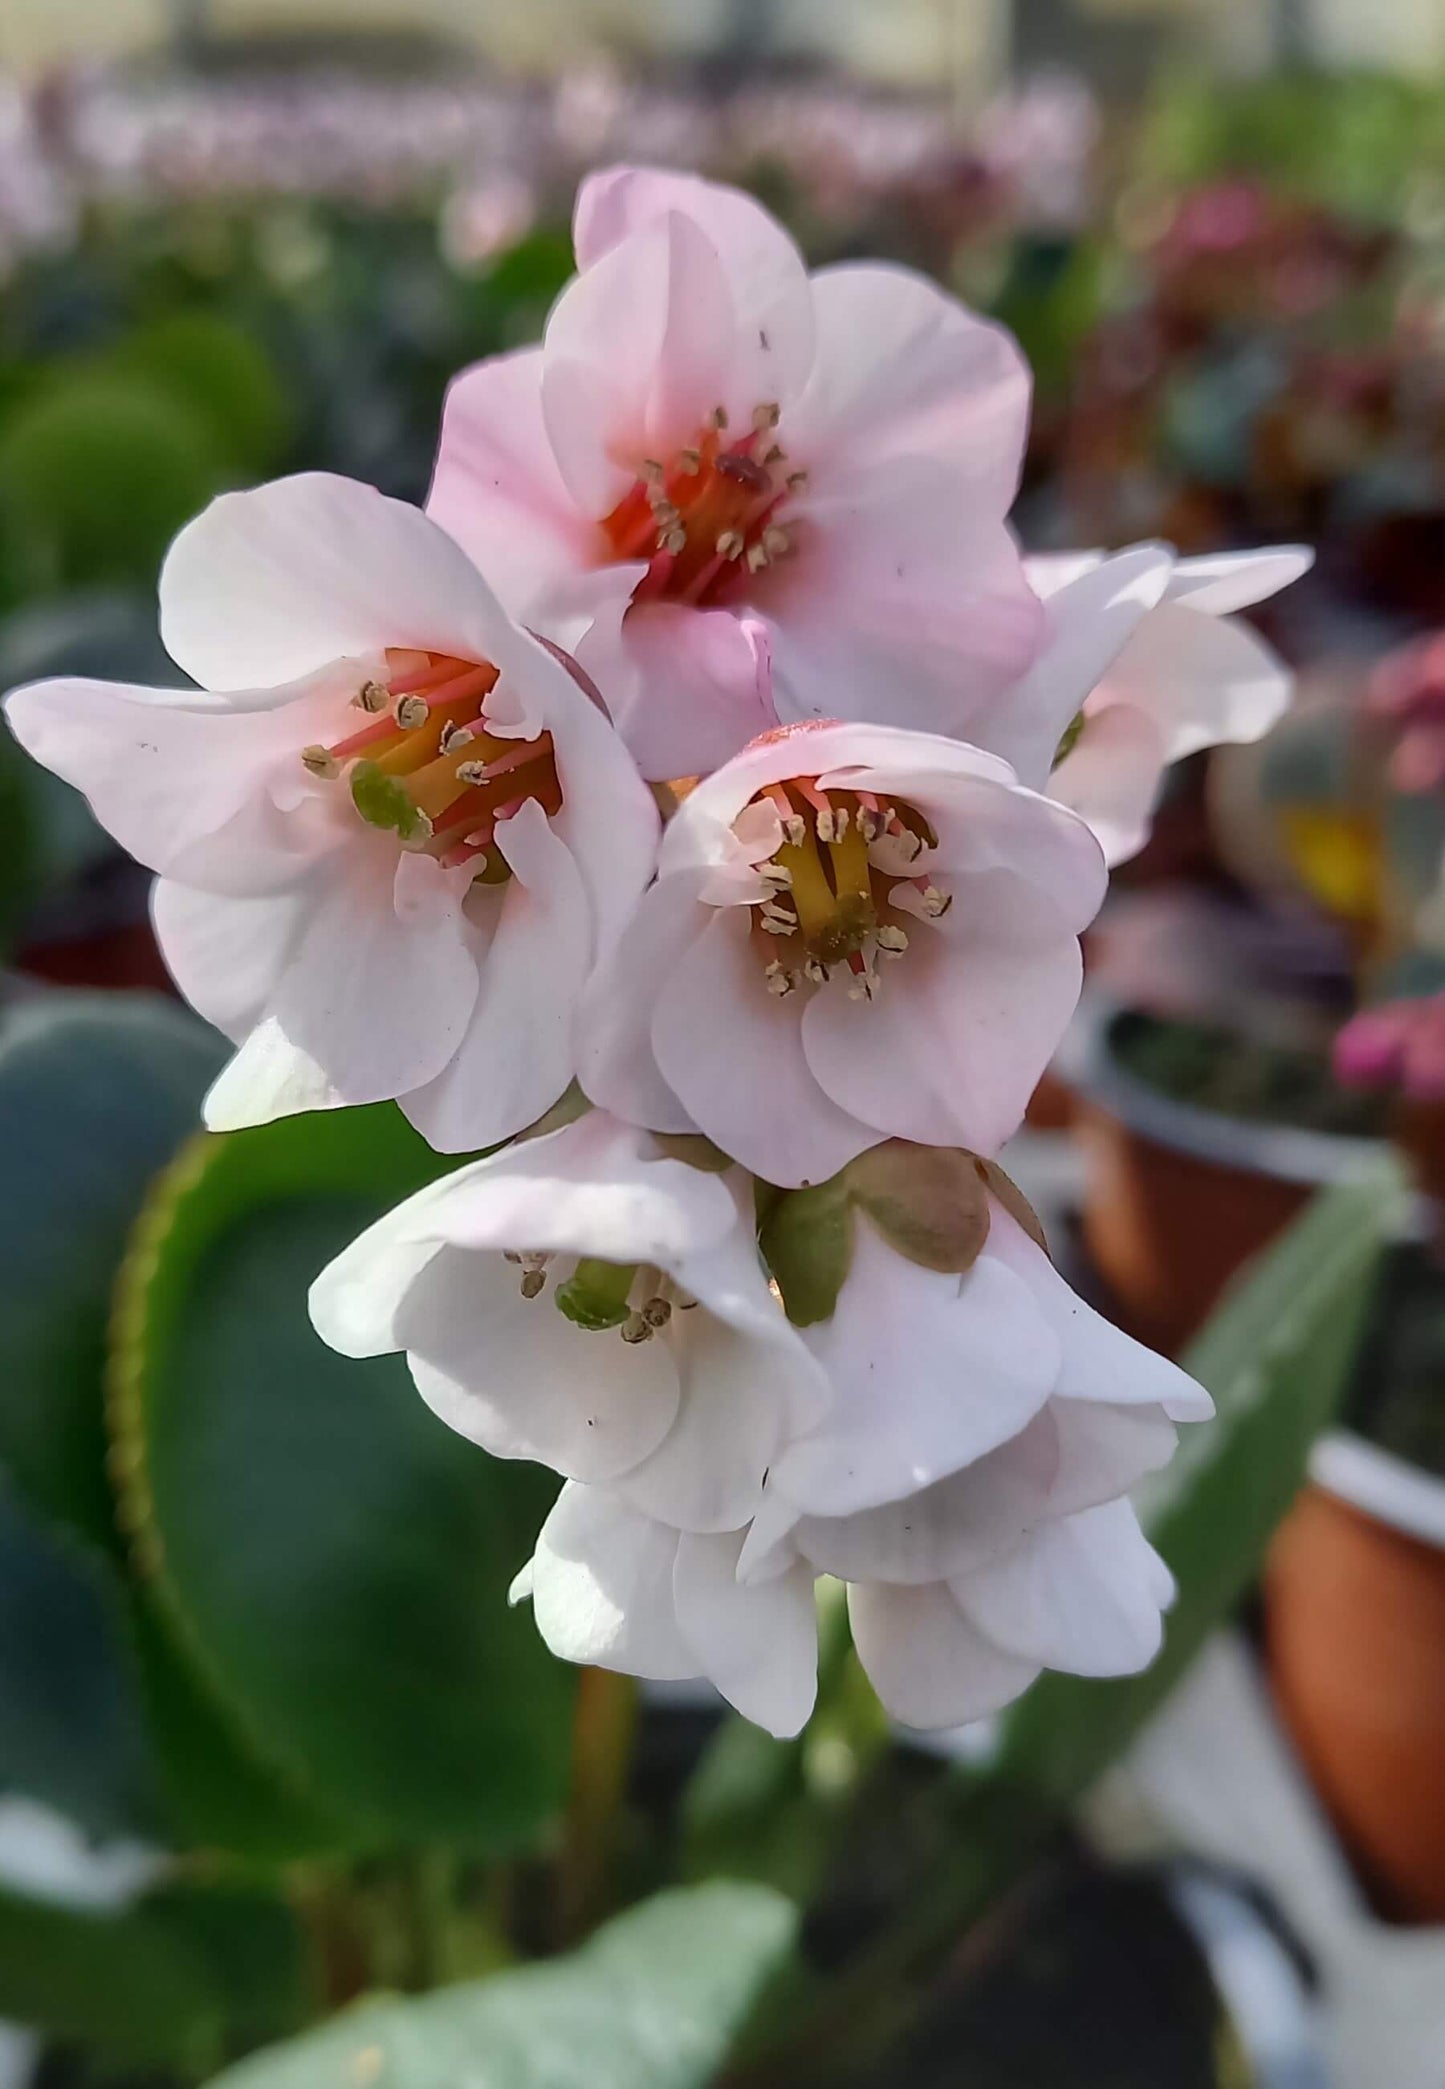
xmin=1334 ymin=994 xmax=1445 ymax=1102
xmin=3 ymin=474 xmax=659 ymax=1151
xmin=427 ymin=165 xmax=1043 ymax=780
xmin=978 ymin=545 xmax=1311 ymax=866
xmin=1368 ymin=631 xmax=1445 ymax=794
xmin=577 ymin=721 xmax=1107 ymax=1186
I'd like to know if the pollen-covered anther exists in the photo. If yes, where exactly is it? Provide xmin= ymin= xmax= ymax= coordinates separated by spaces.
xmin=353 ymin=679 xmax=390 ymax=713
xmin=717 ymin=529 xmax=746 ymax=561
xmin=620 ymin=1311 xmax=654 ymax=1345
xmin=301 ymin=744 xmax=340 ymax=779
xmin=919 ymin=886 xmax=952 ymax=918
xmin=394 ymin=694 xmax=429 ymax=730
xmin=876 ymin=923 xmax=909 ymax=956
xmin=765 ymin=961 xmax=796 ymax=997
xmin=761 ymin=524 xmax=793 ymax=560
xmin=803 ymin=958 xmax=831 ymax=985
xmin=641 ymin=1296 xmax=672 ymax=1330
xmin=752 ymin=401 xmax=781 ymax=432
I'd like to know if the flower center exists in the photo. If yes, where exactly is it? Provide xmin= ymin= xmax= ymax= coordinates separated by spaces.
xmin=742 ymin=781 xmax=951 ymax=1003
xmin=600 ymin=404 xmax=802 ymax=609
xmin=504 ymin=1252 xmax=694 ymax=1344
xmin=301 ymin=649 xmax=561 ymax=879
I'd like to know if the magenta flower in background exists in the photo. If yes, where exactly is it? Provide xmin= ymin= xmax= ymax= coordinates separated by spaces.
xmin=1334 ymin=994 xmax=1445 ymax=1102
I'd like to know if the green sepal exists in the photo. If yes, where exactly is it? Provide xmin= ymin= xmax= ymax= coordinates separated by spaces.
xmin=653 ymin=1132 xmax=735 ymax=1173
xmin=759 ymin=1178 xmax=854 ymax=1328
xmin=845 ymin=1142 xmax=992 ymax=1274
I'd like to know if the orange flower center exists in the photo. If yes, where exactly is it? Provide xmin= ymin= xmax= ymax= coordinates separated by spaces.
xmin=744 ymin=780 xmax=951 ymax=1003
xmin=300 ymin=649 xmax=561 ymax=879
xmin=600 ymin=404 xmax=802 ymax=609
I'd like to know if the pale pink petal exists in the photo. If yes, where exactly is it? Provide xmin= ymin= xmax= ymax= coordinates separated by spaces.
xmin=205 ymin=845 xmax=476 ymax=1124
xmin=526 ymin=1487 xmax=693 ymax=1680
xmin=159 ymin=474 xmax=511 ymax=691
xmin=574 ymin=166 xmax=815 ymax=407
xmin=954 ymin=1500 xmax=1172 ymax=1677
xmin=426 ymin=347 xmax=596 ymax=612
xmin=673 ymin=1531 xmax=818 ymax=1737
xmin=1048 ymin=701 xmax=1170 ymax=867
xmin=801 ymin=920 xmax=1083 ymax=1158
xmin=848 ymin=1579 xmax=1040 ymax=1730
xmin=651 ymin=906 xmax=868 ymax=1187
xmin=576 ymin=872 xmax=709 ymax=1137
xmin=401 ymin=802 xmax=591 ymax=1153
xmin=577 ymin=600 xmax=779 ymax=782
xmin=150 ymin=878 xmax=307 ymax=1043
xmin=1046 ymin=1400 xmax=1179 ymax=1514
xmin=776 ymin=1223 xmax=1059 ymax=1517
xmin=786 ymin=264 xmax=1031 ymax=505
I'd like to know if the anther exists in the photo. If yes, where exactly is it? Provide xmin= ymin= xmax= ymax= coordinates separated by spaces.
xmin=394 ymin=695 xmax=429 ymax=730
xmin=814 ymin=805 xmax=836 ymax=842
xmin=760 ymin=910 xmax=797 ymax=936
xmin=650 ymin=497 xmax=680 ymax=525
xmin=765 ymin=961 xmax=796 ymax=997
xmin=620 ymin=1311 xmax=654 ymax=1344
xmin=921 ymin=886 xmax=952 ymax=918
xmin=663 ymin=526 xmax=687 ymax=555
xmin=803 ymin=958 xmax=832 ymax=985
xmin=877 ymin=923 xmax=909 ymax=955
xmin=762 ymin=443 xmax=785 ymax=466
xmin=439 ymin=722 xmax=474 ymax=754
xmin=832 ymin=804 xmax=850 ymax=838
xmin=761 ymin=524 xmax=793 ymax=559
xmin=716 ymin=529 xmax=745 ymax=560
xmin=455 ymin=760 xmax=490 ymax=787
xmin=752 ymin=402 xmax=781 ymax=431
xmin=354 ymin=680 xmax=390 ymax=713
xmin=641 ymin=458 xmax=665 ymax=484
xmin=709 ymin=406 xmax=729 ymax=430
xmin=520 ymin=1269 xmax=547 ymax=1299
xmin=678 ymin=447 xmax=702 ymax=473
xmin=856 ymin=808 xmax=878 ymax=840
xmin=786 ymin=470 xmax=808 ymax=491
xmin=301 ymin=744 xmax=340 ymax=779
xmin=642 ymin=1296 xmax=672 ymax=1330
xmin=746 ymin=542 xmax=770 ymax=573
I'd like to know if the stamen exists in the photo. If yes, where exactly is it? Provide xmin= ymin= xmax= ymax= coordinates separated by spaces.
xmin=752 ymin=401 xmax=781 ymax=431
xmin=520 ymin=1269 xmax=547 ymax=1299
xmin=301 ymin=744 xmax=340 ymax=779
xmin=394 ymin=694 xmax=429 ymax=731
xmin=763 ymin=784 xmax=806 ymax=847
xmin=641 ymin=1296 xmax=672 ymax=1330
xmin=761 ymin=524 xmax=793 ymax=560
xmin=708 ymin=406 xmax=728 ymax=430
xmin=678 ymin=447 xmax=702 ymax=473
xmin=803 ymin=958 xmax=831 ymax=985
xmin=786 ymin=470 xmax=808 ymax=492
xmin=620 ymin=1311 xmax=654 ymax=1344
xmin=716 ymin=529 xmax=745 ymax=561
xmin=765 ymin=961 xmax=796 ymax=997
xmin=353 ymin=679 xmax=390 ymax=713
xmin=877 ymin=923 xmax=909 ymax=956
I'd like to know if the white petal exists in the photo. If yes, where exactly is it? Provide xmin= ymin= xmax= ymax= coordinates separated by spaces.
xmin=151 ymin=878 xmax=307 ymax=1043
xmin=527 ymin=1486 xmax=692 ymax=1680
xmin=1047 ymin=1399 xmax=1179 ymax=1514
xmin=159 ymin=474 xmax=513 ymax=691
xmin=203 ymin=1015 xmax=344 ymax=1132
xmin=401 ymin=802 xmax=590 ymax=1153
xmin=400 ymin=1246 xmax=680 ymax=1483
xmin=309 ymin=1226 xmax=445 ymax=1360
xmin=210 ymin=845 xmax=478 ymax=1120
xmin=777 ymin=1222 xmax=1059 ymax=1517
xmin=954 ymin=1500 xmax=1172 ymax=1677
xmin=784 ymin=1407 xmax=1062 ymax=1586
xmin=673 ymin=1530 xmax=818 ymax=1737
xmin=848 ymin=1579 xmax=1040 ymax=1730
xmin=1048 ymin=701 xmax=1170 ymax=868
xmin=1163 ymin=546 xmax=1313 ymax=615
xmin=535 ymin=643 xmax=661 ymax=958
xmin=651 ymin=905 xmax=868 ymax=1188
xmin=1103 ymin=599 xmax=1294 ymax=764
xmin=984 ymin=1207 xmax=1213 ymax=1421
xmin=426 ymin=346 xmax=595 ymax=611
xmin=574 ymin=166 xmax=815 ymax=406
xmin=997 ymin=545 xmax=1175 ymax=788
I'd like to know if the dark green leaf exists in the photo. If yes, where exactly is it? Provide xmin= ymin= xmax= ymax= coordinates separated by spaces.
xmin=0 ymin=992 xmax=225 ymax=1556
xmin=0 ymin=1478 xmax=159 ymax=1839
xmin=111 ymin=1104 xmax=575 ymax=1849
xmin=208 ymin=1882 xmax=798 ymax=2089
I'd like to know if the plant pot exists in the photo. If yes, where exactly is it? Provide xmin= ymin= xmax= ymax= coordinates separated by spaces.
xmin=1265 ymin=1432 xmax=1445 ymax=1924
xmin=1063 ymin=999 xmax=1385 ymax=1355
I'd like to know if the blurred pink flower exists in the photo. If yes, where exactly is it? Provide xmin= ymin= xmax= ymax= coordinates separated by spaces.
xmin=1369 ymin=631 xmax=1445 ymax=793
xmin=1334 ymin=995 xmax=1445 ymax=1102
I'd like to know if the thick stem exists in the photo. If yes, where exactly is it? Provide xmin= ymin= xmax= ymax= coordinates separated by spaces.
xmin=556 ymin=1666 xmax=639 ymax=1944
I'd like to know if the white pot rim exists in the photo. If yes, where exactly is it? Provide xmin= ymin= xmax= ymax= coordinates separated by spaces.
xmin=1309 ymin=1429 xmax=1445 ymax=1551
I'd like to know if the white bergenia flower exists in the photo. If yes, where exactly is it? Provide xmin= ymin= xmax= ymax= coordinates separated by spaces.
xmin=982 ymin=545 xmax=1312 ymax=867
xmin=514 ymin=1485 xmax=819 ymax=1738
xmin=3 ymin=474 xmax=659 ymax=1152
xmin=308 ymin=1112 xmax=828 ymax=1534
xmin=427 ymin=164 xmax=1043 ymax=780
xmin=578 ymin=720 xmax=1107 ymax=1185
xmin=512 ymin=1184 xmax=1210 ymax=1738
xmin=741 ymin=1193 xmax=1211 ymax=1729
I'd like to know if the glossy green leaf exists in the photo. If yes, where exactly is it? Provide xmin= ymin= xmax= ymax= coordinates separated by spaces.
xmin=0 ymin=1876 xmax=306 ymax=2074
xmin=989 ymin=1162 xmax=1405 ymax=1803
xmin=112 ymin=1104 xmax=575 ymax=1849
xmin=0 ymin=992 xmax=225 ymax=1555
xmin=0 ymin=1479 xmax=159 ymax=1839
xmin=208 ymin=1882 xmax=798 ymax=2089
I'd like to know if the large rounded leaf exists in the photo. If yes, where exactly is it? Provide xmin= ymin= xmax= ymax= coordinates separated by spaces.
xmin=111 ymin=1105 xmax=575 ymax=1849
xmin=208 ymin=1882 xmax=797 ymax=2089
xmin=0 ymin=993 xmax=226 ymax=1555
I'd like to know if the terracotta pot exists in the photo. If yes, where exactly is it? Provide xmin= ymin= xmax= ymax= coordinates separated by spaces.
xmin=1266 ymin=1433 xmax=1445 ymax=1924
xmin=1065 ymin=1000 xmax=1385 ymax=1356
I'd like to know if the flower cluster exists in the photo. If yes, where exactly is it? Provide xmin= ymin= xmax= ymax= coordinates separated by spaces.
xmin=4 ymin=167 xmax=1311 ymax=1736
